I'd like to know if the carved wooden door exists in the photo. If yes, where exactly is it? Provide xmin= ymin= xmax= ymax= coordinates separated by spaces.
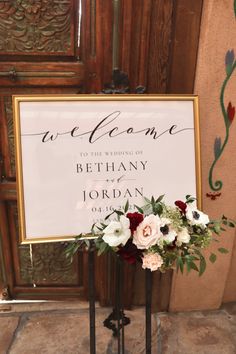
xmin=0 ymin=0 xmax=203 ymax=307
xmin=0 ymin=0 xmax=113 ymax=300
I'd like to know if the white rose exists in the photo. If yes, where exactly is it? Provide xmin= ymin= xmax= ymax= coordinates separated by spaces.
xmin=177 ymin=228 xmax=190 ymax=244
xmin=186 ymin=206 xmax=209 ymax=227
xmin=102 ymin=215 xmax=131 ymax=247
xmin=133 ymin=214 xmax=161 ymax=249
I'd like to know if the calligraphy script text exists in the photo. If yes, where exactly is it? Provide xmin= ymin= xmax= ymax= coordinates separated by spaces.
xmin=22 ymin=111 xmax=193 ymax=143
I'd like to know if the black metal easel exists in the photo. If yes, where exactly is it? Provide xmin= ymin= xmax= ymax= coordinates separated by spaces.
xmin=87 ymin=70 xmax=152 ymax=353
xmin=88 ymin=241 xmax=153 ymax=354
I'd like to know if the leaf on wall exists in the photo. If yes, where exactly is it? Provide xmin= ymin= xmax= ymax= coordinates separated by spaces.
xmin=214 ymin=137 xmax=221 ymax=159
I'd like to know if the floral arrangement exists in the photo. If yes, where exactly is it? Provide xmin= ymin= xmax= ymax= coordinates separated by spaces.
xmin=66 ymin=195 xmax=235 ymax=275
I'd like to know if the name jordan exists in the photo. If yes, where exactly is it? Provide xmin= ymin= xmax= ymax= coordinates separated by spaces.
xmin=76 ymin=160 xmax=148 ymax=173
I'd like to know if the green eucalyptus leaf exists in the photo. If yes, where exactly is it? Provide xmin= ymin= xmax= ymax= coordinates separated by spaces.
xmin=65 ymin=241 xmax=82 ymax=263
xmin=177 ymin=256 xmax=184 ymax=274
xmin=124 ymin=200 xmax=129 ymax=213
xmin=156 ymin=195 xmax=165 ymax=203
xmin=186 ymin=198 xmax=195 ymax=204
xmin=115 ymin=210 xmax=124 ymax=216
xmin=154 ymin=203 xmax=163 ymax=216
xmin=185 ymin=255 xmax=198 ymax=273
xmin=186 ymin=259 xmax=191 ymax=273
xmin=185 ymin=195 xmax=196 ymax=204
xmin=190 ymin=262 xmax=199 ymax=272
xmin=105 ymin=211 xmax=115 ymax=220
xmin=97 ymin=241 xmax=109 ymax=256
xmin=193 ymin=248 xmax=202 ymax=257
xmin=199 ymin=256 xmax=206 ymax=276
xmin=134 ymin=205 xmax=144 ymax=213
xmin=213 ymin=225 xmax=221 ymax=234
xmin=189 ymin=256 xmax=199 ymax=261
xmin=144 ymin=197 xmax=151 ymax=204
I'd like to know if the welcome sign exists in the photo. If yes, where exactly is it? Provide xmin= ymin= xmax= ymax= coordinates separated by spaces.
xmin=13 ymin=95 xmax=201 ymax=243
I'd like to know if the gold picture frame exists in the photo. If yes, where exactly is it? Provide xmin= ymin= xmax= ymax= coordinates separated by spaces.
xmin=13 ymin=94 xmax=201 ymax=244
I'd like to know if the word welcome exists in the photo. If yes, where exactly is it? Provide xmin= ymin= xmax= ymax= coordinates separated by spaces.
xmin=22 ymin=111 xmax=193 ymax=144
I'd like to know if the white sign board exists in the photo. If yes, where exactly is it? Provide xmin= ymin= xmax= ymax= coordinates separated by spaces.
xmin=13 ymin=95 xmax=201 ymax=243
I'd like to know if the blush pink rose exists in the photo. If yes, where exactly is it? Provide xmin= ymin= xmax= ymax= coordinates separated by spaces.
xmin=133 ymin=214 xmax=161 ymax=249
xmin=142 ymin=253 xmax=163 ymax=271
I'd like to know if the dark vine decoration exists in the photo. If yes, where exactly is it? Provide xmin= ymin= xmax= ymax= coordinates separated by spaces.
xmin=207 ymin=49 xmax=235 ymax=198
xmin=206 ymin=1 xmax=236 ymax=200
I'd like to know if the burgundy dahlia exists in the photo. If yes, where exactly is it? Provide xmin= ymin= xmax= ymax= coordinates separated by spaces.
xmin=175 ymin=200 xmax=187 ymax=214
xmin=117 ymin=239 xmax=143 ymax=264
xmin=126 ymin=212 xmax=144 ymax=234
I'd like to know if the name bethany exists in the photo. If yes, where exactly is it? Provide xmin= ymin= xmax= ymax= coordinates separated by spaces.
xmin=76 ymin=160 xmax=147 ymax=173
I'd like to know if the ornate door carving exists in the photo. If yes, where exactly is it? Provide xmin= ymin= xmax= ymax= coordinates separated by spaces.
xmin=0 ymin=0 xmax=75 ymax=56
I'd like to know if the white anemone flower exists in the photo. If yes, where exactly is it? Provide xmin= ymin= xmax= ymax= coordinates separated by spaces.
xmin=158 ymin=217 xmax=177 ymax=244
xmin=186 ymin=205 xmax=209 ymax=227
xmin=102 ymin=215 xmax=131 ymax=247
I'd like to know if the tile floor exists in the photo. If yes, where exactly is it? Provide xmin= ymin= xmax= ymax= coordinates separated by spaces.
xmin=0 ymin=301 xmax=236 ymax=354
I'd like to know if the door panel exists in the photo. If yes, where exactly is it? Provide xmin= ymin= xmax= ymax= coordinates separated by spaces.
xmin=0 ymin=0 xmax=78 ymax=57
